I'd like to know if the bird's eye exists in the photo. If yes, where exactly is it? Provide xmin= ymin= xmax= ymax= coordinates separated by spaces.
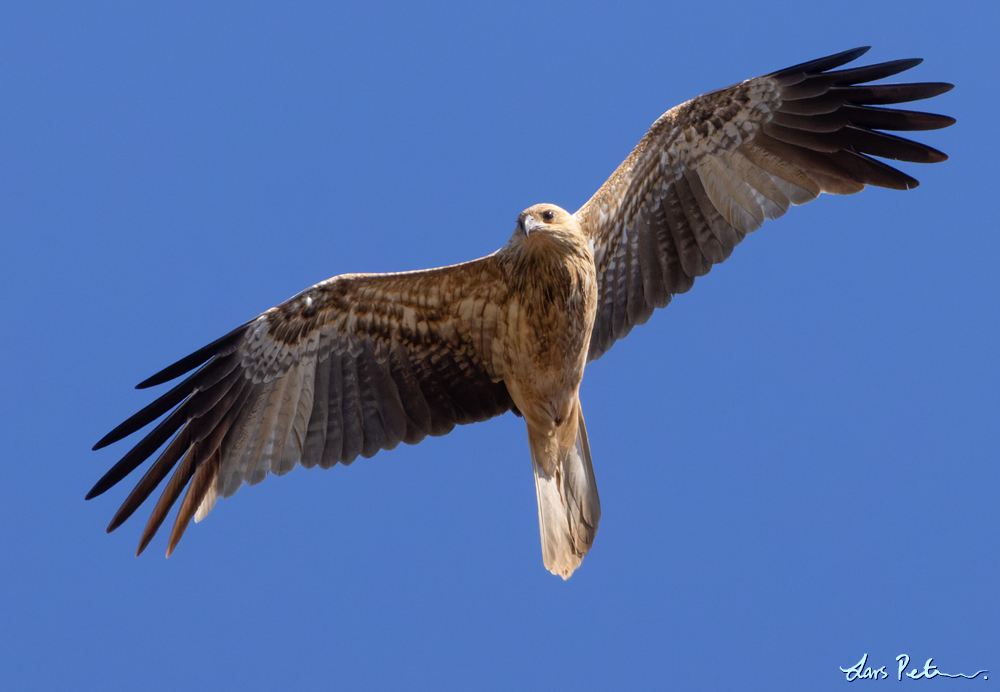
xmin=542 ymin=210 xmax=555 ymax=222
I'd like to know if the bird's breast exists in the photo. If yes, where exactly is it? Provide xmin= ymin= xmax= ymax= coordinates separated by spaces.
xmin=501 ymin=247 xmax=597 ymax=425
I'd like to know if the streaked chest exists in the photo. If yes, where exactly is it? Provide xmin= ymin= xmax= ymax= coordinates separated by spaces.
xmin=501 ymin=244 xmax=597 ymax=393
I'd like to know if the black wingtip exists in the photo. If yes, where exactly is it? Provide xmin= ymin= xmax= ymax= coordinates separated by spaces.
xmin=135 ymin=320 xmax=250 ymax=389
xmin=773 ymin=46 xmax=872 ymax=77
xmin=94 ymin=365 xmax=204 ymax=450
xmin=926 ymin=148 xmax=948 ymax=164
xmin=137 ymin=364 xmax=189 ymax=390
xmin=106 ymin=507 xmax=131 ymax=533
xmin=93 ymin=435 xmax=115 ymax=451
xmin=86 ymin=467 xmax=120 ymax=500
xmin=86 ymin=476 xmax=113 ymax=500
xmin=833 ymin=46 xmax=872 ymax=61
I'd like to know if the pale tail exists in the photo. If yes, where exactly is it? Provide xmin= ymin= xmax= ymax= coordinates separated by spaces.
xmin=527 ymin=401 xmax=601 ymax=579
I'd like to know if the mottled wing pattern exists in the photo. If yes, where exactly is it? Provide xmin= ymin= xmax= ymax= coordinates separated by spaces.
xmin=89 ymin=258 xmax=516 ymax=556
xmin=576 ymin=47 xmax=954 ymax=360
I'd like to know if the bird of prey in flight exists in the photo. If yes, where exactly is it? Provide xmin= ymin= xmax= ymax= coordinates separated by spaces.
xmin=90 ymin=47 xmax=953 ymax=579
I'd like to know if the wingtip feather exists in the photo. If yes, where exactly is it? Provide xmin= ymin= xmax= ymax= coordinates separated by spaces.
xmin=92 ymin=435 xmax=115 ymax=451
xmin=773 ymin=46 xmax=871 ymax=77
xmin=136 ymin=530 xmax=155 ymax=557
xmin=135 ymin=321 xmax=249 ymax=389
xmin=86 ymin=473 xmax=116 ymax=500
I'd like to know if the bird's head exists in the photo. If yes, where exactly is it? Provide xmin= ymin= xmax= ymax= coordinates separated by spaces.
xmin=503 ymin=204 xmax=592 ymax=265
xmin=516 ymin=204 xmax=578 ymax=238
xmin=506 ymin=204 xmax=592 ymax=256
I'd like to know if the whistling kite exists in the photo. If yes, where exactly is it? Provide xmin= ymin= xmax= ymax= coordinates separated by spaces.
xmin=90 ymin=48 xmax=953 ymax=578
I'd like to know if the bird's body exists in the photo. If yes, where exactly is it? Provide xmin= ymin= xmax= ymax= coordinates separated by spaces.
xmin=90 ymin=48 xmax=954 ymax=578
xmin=499 ymin=207 xmax=596 ymax=429
xmin=499 ymin=207 xmax=600 ymax=578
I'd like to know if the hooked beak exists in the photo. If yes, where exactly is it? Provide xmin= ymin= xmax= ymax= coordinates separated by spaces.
xmin=518 ymin=214 xmax=540 ymax=236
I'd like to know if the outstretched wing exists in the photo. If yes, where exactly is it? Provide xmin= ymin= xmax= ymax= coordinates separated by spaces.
xmin=576 ymin=47 xmax=954 ymax=361
xmin=89 ymin=257 xmax=516 ymax=556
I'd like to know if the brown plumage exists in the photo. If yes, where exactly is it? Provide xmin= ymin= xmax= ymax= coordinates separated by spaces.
xmin=90 ymin=47 xmax=953 ymax=578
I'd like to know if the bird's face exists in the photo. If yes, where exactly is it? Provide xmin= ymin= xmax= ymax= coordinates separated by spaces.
xmin=516 ymin=204 xmax=575 ymax=237
xmin=507 ymin=203 xmax=593 ymax=267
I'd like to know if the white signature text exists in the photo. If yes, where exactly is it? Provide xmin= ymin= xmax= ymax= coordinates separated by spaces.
xmin=840 ymin=653 xmax=988 ymax=681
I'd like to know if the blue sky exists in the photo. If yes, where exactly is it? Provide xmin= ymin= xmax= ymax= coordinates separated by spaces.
xmin=2 ymin=2 xmax=996 ymax=690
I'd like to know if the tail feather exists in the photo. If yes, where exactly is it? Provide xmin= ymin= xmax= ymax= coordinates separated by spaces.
xmin=528 ymin=401 xmax=601 ymax=579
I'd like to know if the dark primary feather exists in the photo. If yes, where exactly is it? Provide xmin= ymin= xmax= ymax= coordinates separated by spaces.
xmin=578 ymin=47 xmax=954 ymax=361
xmin=136 ymin=322 xmax=249 ymax=389
xmin=769 ymin=46 xmax=872 ymax=77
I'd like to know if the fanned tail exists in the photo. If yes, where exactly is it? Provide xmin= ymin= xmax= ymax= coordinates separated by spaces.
xmin=527 ymin=401 xmax=601 ymax=579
